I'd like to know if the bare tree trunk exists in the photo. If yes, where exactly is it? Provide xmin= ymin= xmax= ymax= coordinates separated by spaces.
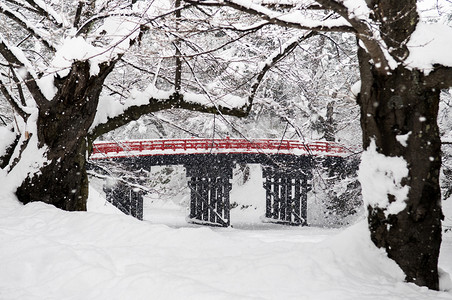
xmin=357 ymin=48 xmax=443 ymax=290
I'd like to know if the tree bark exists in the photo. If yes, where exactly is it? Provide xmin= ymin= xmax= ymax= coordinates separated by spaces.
xmin=15 ymin=61 xmax=115 ymax=211
xmin=357 ymin=47 xmax=443 ymax=290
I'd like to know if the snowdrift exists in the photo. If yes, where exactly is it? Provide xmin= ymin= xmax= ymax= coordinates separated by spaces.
xmin=0 ymin=190 xmax=451 ymax=299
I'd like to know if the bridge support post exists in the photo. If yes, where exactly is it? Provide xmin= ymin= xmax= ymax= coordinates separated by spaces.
xmin=262 ymin=165 xmax=311 ymax=226
xmin=186 ymin=157 xmax=233 ymax=227
xmin=104 ymin=182 xmax=144 ymax=220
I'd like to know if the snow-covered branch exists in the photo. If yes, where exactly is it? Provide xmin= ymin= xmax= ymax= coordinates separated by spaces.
xmin=0 ymin=77 xmax=29 ymax=120
xmin=76 ymin=3 xmax=193 ymax=37
xmin=76 ymin=11 xmax=141 ymax=37
xmin=186 ymin=0 xmax=355 ymax=33
xmin=88 ymin=87 xmax=249 ymax=143
xmin=19 ymin=0 xmax=67 ymax=27
xmin=0 ymin=35 xmax=47 ymax=106
xmin=0 ymin=3 xmax=57 ymax=51
xmin=189 ymin=0 xmax=397 ymax=73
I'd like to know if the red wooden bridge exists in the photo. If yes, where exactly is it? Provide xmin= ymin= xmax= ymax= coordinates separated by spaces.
xmin=92 ymin=138 xmax=358 ymax=227
xmin=91 ymin=138 xmax=354 ymax=159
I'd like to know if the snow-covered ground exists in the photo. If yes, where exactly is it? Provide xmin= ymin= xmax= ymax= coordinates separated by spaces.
xmin=0 ymin=173 xmax=452 ymax=299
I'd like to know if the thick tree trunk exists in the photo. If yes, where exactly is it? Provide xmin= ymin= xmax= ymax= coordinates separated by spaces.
xmin=358 ymin=49 xmax=443 ymax=290
xmin=16 ymin=140 xmax=90 ymax=211
xmin=15 ymin=61 xmax=114 ymax=211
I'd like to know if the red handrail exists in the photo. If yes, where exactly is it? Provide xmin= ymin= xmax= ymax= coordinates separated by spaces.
xmin=91 ymin=138 xmax=357 ymax=159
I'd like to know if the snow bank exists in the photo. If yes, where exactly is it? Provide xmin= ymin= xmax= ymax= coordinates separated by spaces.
xmin=0 ymin=190 xmax=450 ymax=299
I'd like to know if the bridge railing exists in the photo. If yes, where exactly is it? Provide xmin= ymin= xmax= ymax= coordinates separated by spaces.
xmin=91 ymin=138 xmax=357 ymax=159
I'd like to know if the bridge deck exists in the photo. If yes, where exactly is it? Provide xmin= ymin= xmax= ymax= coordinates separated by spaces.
xmin=90 ymin=138 xmax=354 ymax=160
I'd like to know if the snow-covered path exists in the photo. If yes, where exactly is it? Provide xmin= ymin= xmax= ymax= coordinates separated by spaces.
xmin=0 ymin=189 xmax=451 ymax=300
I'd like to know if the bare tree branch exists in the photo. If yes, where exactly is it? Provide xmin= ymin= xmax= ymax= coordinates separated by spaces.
xmin=260 ymin=1 xmax=324 ymax=10
xmin=4 ymin=0 xmax=39 ymax=14
xmin=76 ymin=11 xmax=138 ymax=36
xmin=0 ymin=37 xmax=47 ymax=107
xmin=164 ymin=25 xmax=261 ymax=58
xmin=120 ymin=58 xmax=174 ymax=85
xmin=249 ymin=30 xmax=317 ymax=105
xmin=0 ymin=77 xmax=29 ymax=120
xmin=7 ymin=66 xmax=27 ymax=106
xmin=76 ymin=4 xmax=192 ymax=36
xmin=0 ymin=3 xmax=57 ymax=51
xmin=73 ymin=1 xmax=85 ymax=29
xmin=21 ymin=0 xmax=65 ymax=27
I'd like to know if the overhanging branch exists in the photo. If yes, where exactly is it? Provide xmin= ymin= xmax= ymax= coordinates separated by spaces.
xmin=190 ymin=0 xmax=393 ymax=74
xmin=88 ymin=92 xmax=249 ymax=144
xmin=186 ymin=0 xmax=355 ymax=33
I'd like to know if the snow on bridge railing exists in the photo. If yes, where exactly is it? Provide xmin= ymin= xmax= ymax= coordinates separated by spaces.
xmin=90 ymin=138 xmax=358 ymax=159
